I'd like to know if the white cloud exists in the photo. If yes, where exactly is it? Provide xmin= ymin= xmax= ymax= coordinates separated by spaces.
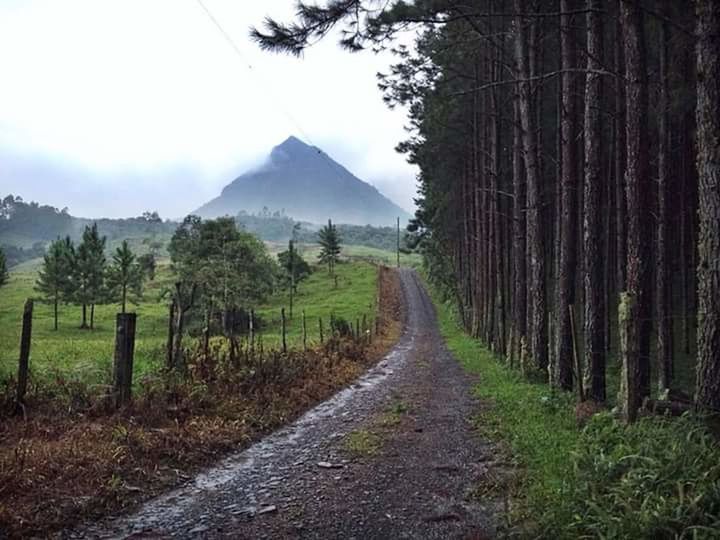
xmin=0 ymin=0 xmax=418 ymax=218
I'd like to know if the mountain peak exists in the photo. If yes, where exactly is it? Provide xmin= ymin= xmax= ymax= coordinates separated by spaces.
xmin=271 ymin=135 xmax=318 ymax=162
xmin=195 ymin=137 xmax=410 ymax=226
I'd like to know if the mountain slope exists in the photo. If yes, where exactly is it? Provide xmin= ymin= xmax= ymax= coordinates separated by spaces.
xmin=195 ymin=136 xmax=410 ymax=226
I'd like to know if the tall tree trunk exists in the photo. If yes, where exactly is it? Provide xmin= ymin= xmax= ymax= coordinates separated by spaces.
xmin=615 ymin=0 xmax=627 ymax=296
xmin=555 ymin=0 xmax=577 ymax=390
xmin=515 ymin=0 xmax=547 ymax=372
xmin=53 ymin=293 xmax=58 ymax=331
xmin=694 ymin=0 xmax=720 ymax=412
xmin=81 ymin=303 xmax=87 ymax=329
xmin=583 ymin=0 xmax=606 ymax=402
xmin=512 ymin=87 xmax=527 ymax=368
xmin=656 ymin=17 xmax=673 ymax=393
xmin=122 ymin=284 xmax=127 ymax=314
xmin=90 ymin=303 xmax=95 ymax=330
xmin=619 ymin=0 xmax=650 ymax=422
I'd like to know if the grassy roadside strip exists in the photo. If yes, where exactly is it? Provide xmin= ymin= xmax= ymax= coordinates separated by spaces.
xmin=429 ymin=290 xmax=720 ymax=539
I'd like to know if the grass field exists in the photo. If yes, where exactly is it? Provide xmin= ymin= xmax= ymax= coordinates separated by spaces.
xmin=0 ymin=253 xmax=383 ymax=388
xmin=265 ymin=241 xmax=422 ymax=268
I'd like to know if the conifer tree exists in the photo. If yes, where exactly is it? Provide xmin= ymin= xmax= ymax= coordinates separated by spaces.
xmin=106 ymin=240 xmax=144 ymax=313
xmin=318 ymin=219 xmax=341 ymax=275
xmin=35 ymin=237 xmax=73 ymax=330
xmin=74 ymin=223 xmax=106 ymax=329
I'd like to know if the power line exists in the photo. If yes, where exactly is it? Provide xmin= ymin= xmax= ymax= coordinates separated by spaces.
xmin=195 ymin=0 xmax=314 ymax=144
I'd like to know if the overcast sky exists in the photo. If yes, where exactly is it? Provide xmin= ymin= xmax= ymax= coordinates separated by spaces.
xmin=0 ymin=0 xmax=418 ymax=219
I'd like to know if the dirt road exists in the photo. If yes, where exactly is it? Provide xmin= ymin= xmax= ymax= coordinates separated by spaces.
xmin=71 ymin=269 xmax=501 ymax=539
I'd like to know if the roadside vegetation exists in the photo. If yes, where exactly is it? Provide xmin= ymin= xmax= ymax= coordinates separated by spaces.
xmin=433 ymin=293 xmax=720 ymax=539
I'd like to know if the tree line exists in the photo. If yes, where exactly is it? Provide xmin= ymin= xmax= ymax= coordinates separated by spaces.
xmin=252 ymin=0 xmax=720 ymax=420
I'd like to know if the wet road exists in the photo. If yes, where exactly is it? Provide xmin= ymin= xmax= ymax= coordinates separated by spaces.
xmin=70 ymin=269 xmax=500 ymax=539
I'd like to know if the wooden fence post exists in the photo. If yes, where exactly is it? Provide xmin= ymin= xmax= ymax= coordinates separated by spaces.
xmin=113 ymin=313 xmax=137 ymax=409
xmin=302 ymin=310 xmax=307 ymax=351
xmin=281 ymin=308 xmax=287 ymax=354
xmin=16 ymin=299 xmax=33 ymax=412
xmin=319 ymin=317 xmax=324 ymax=344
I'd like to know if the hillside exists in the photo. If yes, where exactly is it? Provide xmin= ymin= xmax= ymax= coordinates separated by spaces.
xmin=195 ymin=136 xmax=410 ymax=226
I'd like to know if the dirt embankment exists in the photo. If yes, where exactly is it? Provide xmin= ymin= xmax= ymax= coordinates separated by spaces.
xmin=0 ymin=266 xmax=403 ymax=539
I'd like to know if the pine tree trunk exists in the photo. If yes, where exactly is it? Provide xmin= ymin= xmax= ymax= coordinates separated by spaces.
xmin=512 ymin=81 xmax=527 ymax=369
xmin=555 ymin=0 xmax=577 ymax=390
xmin=81 ymin=303 xmax=87 ymax=329
xmin=583 ymin=0 xmax=606 ymax=402
xmin=122 ymin=284 xmax=127 ymax=315
xmin=619 ymin=0 xmax=650 ymax=422
xmin=615 ymin=0 xmax=627 ymax=295
xmin=515 ymin=1 xmax=547 ymax=372
xmin=694 ymin=0 xmax=720 ymax=412
xmin=90 ymin=303 xmax=95 ymax=330
xmin=656 ymin=18 xmax=673 ymax=393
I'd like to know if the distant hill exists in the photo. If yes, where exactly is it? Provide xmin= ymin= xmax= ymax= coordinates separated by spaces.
xmin=195 ymin=136 xmax=410 ymax=226
xmin=0 ymin=194 xmax=409 ymax=268
xmin=0 ymin=195 xmax=175 ymax=266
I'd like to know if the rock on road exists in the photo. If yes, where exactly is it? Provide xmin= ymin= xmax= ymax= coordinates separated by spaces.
xmin=71 ymin=269 xmax=503 ymax=539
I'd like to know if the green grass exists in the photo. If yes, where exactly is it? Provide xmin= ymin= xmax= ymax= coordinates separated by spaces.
xmin=0 ymin=255 xmax=383 ymax=388
xmin=431 ymin=295 xmax=578 ymax=519
xmin=255 ymin=259 xmax=379 ymax=349
xmin=290 ymin=242 xmax=422 ymax=268
xmin=344 ymin=429 xmax=382 ymax=456
xmin=429 ymin=287 xmax=720 ymax=539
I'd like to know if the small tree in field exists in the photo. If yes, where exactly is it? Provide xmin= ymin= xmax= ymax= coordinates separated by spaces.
xmin=279 ymin=238 xmax=311 ymax=317
xmin=318 ymin=219 xmax=341 ymax=275
xmin=0 ymin=247 xmax=8 ymax=288
xmin=73 ymin=223 xmax=107 ymax=329
xmin=35 ymin=237 xmax=73 ymax=330
xmin=106 ymin=240 xmax=144 ymax=313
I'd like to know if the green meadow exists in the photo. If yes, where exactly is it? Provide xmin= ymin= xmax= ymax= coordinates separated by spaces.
xmin=0 ymin=252 xmax=384 ymax=387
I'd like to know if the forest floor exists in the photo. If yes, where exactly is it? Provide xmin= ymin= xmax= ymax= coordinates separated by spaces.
xmin=66 ymin=269 xmax=506 ymax=539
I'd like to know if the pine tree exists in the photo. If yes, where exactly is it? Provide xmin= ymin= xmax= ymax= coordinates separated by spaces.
xmin=74 ymin=223 xmax=106 ymax=329
xmin=106 ymin=240 xmax=144 ymax=313
xmin=318 ymin=219 xmax=341 ymax=275
xmin=694 ymin=0 xmax=720 ymax=412
xmin=35 ymin=237 xmax=73 ymax=330
xmin=0 ymin=247 xmax=8 ymax=288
